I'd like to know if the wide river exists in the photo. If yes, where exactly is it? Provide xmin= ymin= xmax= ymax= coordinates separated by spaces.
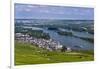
xmin=42 ymin=28 xmax=94 ymax=51
xmin=23 ymin=26 xmax=94 ymax=50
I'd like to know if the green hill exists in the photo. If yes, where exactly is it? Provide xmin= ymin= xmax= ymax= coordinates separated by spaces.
xmin=15 ymin=41 xmax=94 ymax=65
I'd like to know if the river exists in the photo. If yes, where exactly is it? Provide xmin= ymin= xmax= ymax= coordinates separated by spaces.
xmin=43 ymin=28 xmax=94 ymax=50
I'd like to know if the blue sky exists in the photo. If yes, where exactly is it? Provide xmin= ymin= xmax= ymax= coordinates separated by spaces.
xmin=15 ymin=4 xmax=94 ymax=20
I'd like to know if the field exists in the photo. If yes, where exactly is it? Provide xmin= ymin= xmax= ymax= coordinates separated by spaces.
xmin=15 ymin=41 xmax=94 ymax=65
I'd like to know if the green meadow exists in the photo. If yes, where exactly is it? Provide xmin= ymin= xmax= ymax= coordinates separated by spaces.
xmin=15 ymin=41 xmax=94 ymax=65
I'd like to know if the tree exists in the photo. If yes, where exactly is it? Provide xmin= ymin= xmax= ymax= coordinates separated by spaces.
xmin=61 ymin=46 xmax=67 ymax=52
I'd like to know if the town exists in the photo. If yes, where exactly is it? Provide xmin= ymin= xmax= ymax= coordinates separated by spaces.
xmin=15 ymin=33 xmax=72 ymax=51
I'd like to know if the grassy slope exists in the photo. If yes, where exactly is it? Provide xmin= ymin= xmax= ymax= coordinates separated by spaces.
xmin=15 ymin=41 xmax=94 ymax=65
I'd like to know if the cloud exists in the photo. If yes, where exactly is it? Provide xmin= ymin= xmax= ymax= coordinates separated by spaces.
xmin=15 ymin=4 xmax=94 ymax=20
xmin=25 ymin=8 xmax=31 ymax=12
xmin=27 ymin=5 xmax=38 ymax=8
xmin=39 ymin=10 xmax=50 ymax=13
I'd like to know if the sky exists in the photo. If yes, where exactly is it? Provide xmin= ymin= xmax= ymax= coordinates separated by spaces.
xmin=15 ymin=4 xmax=94 ymax=20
